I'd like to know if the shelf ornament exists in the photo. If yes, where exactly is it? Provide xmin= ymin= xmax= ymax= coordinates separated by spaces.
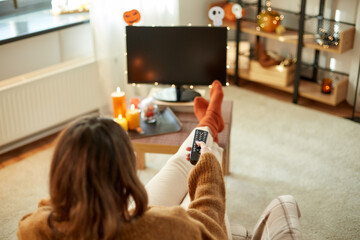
xmin=256 ymin=1 xmax=284 ymax=33
xmin=321 ymin=78 xmax=333 ymax=94
xmin=208 ymin=6 xmax=225 ymax=26
xmin=123 ymin=9 xmax=141 ymax=26
xmin=316 ymin=28 xmax=340 ymax=49
xmin=231 ymin=3 xmax=243 ymax=19
xmin=221 ymin=2 xmax=245 ymax=21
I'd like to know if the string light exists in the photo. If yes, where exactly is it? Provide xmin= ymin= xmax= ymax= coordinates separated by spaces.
xmin=226 ymin=46 xmax=230 ymax=50
xmin=226 ymin=65 xmax=230 ymax=69
xmin=227 ymin=26 xmax=231 ymax=31
xmin=124 ymin=70 xmax=128 ymax=74
xmin=209 ymin=85 xmax=212 ymax=89
xmin=171 ymin=84 xmax=175 ymax=88
xmin=132 ymin=83 xmax=136 ymax=86
xmin=190 ymin=85 xmax=194 ymax=89
xmin=154 ymin=82 xmax=159 ymax=86
xmin=226 ymin=82 xmax=230 ymax=86
xmin=124 ymin=52 xmax=127 ymax=56
xmin=208 ymin=24 xmax=212 ymax=27
xmin=188 ymin=23 xmax=192 ymax=26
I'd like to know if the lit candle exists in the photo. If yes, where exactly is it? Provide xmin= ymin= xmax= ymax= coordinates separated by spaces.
xmin=126 ymin=104 xmax=140 ymax=130
xmin=114 ymin=114 xmax=128 ymax=131
xmin=112 ymin=87 xmax=127 ymax=118
xmin=321 ymin=78 xmax=332 ymax=94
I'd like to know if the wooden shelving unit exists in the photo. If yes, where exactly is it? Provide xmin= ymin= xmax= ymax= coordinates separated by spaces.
xmin=228 ymin=66 xmax=348 ymax=106
xmin=224 ymin=20 xmax=355 ymax=54
xmin=220 ymin=0 xmax=356 ymax=106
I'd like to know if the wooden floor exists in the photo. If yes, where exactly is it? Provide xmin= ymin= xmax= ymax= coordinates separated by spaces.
xmin=0 ymin=82 xmax=359 ymax=169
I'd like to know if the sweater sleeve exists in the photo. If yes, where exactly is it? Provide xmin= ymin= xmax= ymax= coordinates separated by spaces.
xmin=186 ymin=152 xmax=227 ymax=240
xmin=17 ymin=199 xmax=53 ymax=240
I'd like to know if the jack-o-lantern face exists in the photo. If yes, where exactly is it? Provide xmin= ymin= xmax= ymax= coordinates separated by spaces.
xmin=123 ymin=9 xmax=141 ymax=26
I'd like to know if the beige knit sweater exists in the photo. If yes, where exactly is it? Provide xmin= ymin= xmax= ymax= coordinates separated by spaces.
xmin=17 ymin=152 xmax=227 ymax=240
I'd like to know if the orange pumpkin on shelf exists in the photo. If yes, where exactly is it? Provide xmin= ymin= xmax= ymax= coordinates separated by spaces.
xmin=257 ymin=10 xmax=282 ymax=32
xmin=223 ymin=2 xmax=246 ymax=21
xmin=123 ymin=9 xmax=141 ymax=26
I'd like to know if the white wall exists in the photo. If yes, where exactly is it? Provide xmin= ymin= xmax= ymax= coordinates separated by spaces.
xmin=178 ymin=0 xmax=220 ymax=26
xmin=0 ymin=23 xmax=94 ymax=82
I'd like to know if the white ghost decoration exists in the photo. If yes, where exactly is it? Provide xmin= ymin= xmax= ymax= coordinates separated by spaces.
xmin=208 ymin=6 xmax=225 ymax=26
xmin=232 ymin=3 xmax=242 ymax=19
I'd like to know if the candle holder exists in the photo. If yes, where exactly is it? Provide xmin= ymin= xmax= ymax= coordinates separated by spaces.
xmin=321 ymin=78 xmax=332 ymax=94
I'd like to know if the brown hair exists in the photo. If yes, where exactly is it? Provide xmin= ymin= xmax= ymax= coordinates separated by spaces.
xmin=48 ymin=116 xmax=148 ymax=240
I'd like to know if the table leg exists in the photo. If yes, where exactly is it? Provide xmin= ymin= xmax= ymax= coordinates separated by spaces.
xmin=136 ymin=151 xmax=146 ymax=170
xmin=222 ymin=149 xmax=230 ymax=176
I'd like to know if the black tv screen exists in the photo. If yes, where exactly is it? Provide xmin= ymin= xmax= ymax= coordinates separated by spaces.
xmin=126 ymin=26 xmax=227 ymax=86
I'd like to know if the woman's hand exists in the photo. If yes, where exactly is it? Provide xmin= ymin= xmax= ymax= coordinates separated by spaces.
xmin=186 ymin=141 xmax=211 ymax=162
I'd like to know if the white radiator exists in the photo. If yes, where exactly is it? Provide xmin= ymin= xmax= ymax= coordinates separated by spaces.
xmin=0 ymin=57 xmax=100 ymax=154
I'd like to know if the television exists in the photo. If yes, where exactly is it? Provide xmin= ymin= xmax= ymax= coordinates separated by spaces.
xmin=126 ymin=26 xmax=227 ymax=102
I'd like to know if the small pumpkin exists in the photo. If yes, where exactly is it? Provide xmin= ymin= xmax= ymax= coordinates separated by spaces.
xmin=257 ymin=10 xmax=281 ymax=32
xmin=123 ymin=9 xmax=141 ymax=26
xmin=223 ymin=3 xmax=246 ymax=21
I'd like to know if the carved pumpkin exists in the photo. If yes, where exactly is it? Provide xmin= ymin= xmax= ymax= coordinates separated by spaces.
xmin=257 ymin=10 xmax=281 ymax=32
xmin=223 ymin=3 xmax=245 ymax=21
xmin=123 ymin=9 xmax=141 ymax=26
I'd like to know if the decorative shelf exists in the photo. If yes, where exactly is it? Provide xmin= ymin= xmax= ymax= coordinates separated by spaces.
xmin=224 ymin=20 xmax=355 ymax=54
xmin=228 ymin=66 xmax=348 ymax=106
xmin=215 ymin=0 xmax=354 ymax=106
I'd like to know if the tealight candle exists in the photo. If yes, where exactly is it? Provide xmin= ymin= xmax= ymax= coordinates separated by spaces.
xmin=321 ymin=78 xmax=332 ymax=94
xmin=114 ymin=114 xmax=128 ymax=131
xmin=112 ymin=87 xmax=127 ymax=118
xmin=126 ymin=104 xmax=140 ymax=130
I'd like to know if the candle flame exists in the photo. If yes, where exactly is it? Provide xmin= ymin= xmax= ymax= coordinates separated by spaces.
xmin=117 ymin=87 xmax=120 ymax=93
xmin=118 ymin=114 xmax=122 ymax=120
xmin=130 ymin=104 xmax=135 ymax=110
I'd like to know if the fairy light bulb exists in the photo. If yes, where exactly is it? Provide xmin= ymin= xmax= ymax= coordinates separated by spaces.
xmin=266 ymin=0 xmax=272 ymax=11
xmin=226 ymin=82 xmax=230 ymax=86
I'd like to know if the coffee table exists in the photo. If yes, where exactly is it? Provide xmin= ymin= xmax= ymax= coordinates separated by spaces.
xmin=131 ymin=100 xmax=233 ymax=175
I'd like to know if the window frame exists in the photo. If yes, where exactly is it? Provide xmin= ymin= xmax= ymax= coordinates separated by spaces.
xmin=0 ymin=0 xmax=51 ymax=17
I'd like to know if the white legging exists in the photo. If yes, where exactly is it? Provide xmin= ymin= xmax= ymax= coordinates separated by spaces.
xmin=144 ymin=126 xmax=232 ymax=239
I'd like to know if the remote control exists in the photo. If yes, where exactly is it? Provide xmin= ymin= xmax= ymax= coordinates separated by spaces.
xmin=190 ymin=129 xmax=208 ymax=165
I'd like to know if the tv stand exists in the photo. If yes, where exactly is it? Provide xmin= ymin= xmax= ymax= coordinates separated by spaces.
xmin=153 ymin=85 xmax=201 ymax=102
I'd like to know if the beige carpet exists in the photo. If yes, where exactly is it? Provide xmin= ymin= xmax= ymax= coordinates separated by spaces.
xmin=1 ymin=86 xmax=360 ymax=239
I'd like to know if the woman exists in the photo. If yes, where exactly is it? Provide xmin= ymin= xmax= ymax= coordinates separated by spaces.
xmin=17 ymin=80 xmax=229 ymax=240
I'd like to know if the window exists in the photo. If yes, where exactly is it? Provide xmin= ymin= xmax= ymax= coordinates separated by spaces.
xmin=0 ymin=0 xmax=51 ymax=17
